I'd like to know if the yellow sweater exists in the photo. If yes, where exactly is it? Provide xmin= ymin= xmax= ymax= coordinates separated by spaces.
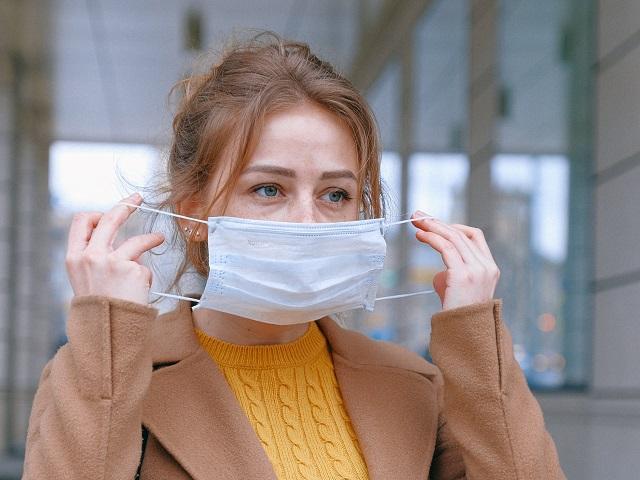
xmin=195 ymin=322 xmax=369 ymax=480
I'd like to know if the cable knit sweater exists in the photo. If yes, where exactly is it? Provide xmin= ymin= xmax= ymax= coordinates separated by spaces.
xmin=195 ymin=322 xmax=369 ymax=480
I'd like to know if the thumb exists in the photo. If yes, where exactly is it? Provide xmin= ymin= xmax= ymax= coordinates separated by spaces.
xmin=432 ymin=270 xmax=447 ymax=304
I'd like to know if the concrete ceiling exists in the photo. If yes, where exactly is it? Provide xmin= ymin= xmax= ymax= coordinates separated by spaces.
xmin=53 ymin=0 xmax=360 ymax=144
xmin=52 ymin=0 xmax=570 ymax=154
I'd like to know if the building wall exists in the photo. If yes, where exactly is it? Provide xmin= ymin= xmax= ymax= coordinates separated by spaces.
xmin=593 ymin=0 xmax=640 ymax=391
xmin=536 ymin=1 xmax=640 ymax=479
xmin=0 ymin=0 xmax=52 ymax=463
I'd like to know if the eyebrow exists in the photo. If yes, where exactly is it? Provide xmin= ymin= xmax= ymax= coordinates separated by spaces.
xmin=320 ymin=170 xmax=357 ymax=181
xmin=243 ymin=165 xmax=357 ymax=181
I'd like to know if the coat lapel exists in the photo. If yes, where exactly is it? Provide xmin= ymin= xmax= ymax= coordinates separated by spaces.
xmin=318 ymin=317 xmax=441 ymax=480
xmin=143 ymin=300 xmax=440 ymax=480
xmin=142 ymin=300 xmax=277 ymax=480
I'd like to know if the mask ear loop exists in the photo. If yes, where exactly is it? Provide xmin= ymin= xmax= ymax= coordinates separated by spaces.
xmin=119 ymin=201 xmax=209 ymax=225
xmin=120 ymin=201 xmax=208 ymax=308
xmin=382 ymin=213 xmax=435 ymax=232
xmin=148 ymin=289 xmax=439 ymax=310
xmin=123 ymin=202 xmax=438 ymax=307
xmin=151 ymin=291 xmax=201 ymax=303
xmin=376 ymin=212 xmax=438 ymax=299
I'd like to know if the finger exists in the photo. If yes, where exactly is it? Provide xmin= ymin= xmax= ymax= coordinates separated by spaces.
xmin=89 ymin=193 xmax=143 ymax=249
xmin=67 ymin=212 xmax=103 ymax=254
xmin=415 ymin=230 xmax=465 ymax=270
xmin=113 ymin=232 xmax=165 ymax=261
xmin=450 ymin=224 xmax=495 ymax=261
xmin=433 ymin=270 xmax=447 ymax=297
xmin=412 ymin=213 xmax=480 ymax=265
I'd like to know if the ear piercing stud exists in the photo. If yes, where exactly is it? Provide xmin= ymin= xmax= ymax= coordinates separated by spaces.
xmin=183 ymin=226 xmax=201 ymax=237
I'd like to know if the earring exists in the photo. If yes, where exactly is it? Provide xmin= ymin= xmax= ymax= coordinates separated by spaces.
xmin=184 ymin=225 xmax=200 ymax=237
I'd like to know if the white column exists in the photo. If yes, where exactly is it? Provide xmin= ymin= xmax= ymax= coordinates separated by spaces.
xmin=466 ymin=0 xmax=498 ymax=237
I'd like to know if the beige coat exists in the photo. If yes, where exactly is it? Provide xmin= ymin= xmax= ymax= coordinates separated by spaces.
xmin=23 ymin=295 xmax=565 ymax=479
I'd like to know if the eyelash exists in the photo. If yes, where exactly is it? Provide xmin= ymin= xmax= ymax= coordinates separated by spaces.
xmin=328 ymin=190 xmax=352 ymax=202
xmin=251 ymin=184 xmax=353 ymax=204
xmin=252 ymin=184 xmax=282 ymax=199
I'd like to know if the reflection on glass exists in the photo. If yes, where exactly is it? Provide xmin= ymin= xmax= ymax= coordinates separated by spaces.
xmin=491 ymin=154 xmax=569 ymax=388
xmin=409 ymin=153 xmax=468 ymax=221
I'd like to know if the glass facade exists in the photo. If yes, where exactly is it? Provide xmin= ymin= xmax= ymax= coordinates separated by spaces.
xmin=358 ymin=0 xmax=588 ymax=389
xmin=494 ymin=0 xmax=581 ymax=388
xmin=491 ymin=154 xmax=570 ymax=387
xmin=355 ymin=0 xmax=470 ymax=356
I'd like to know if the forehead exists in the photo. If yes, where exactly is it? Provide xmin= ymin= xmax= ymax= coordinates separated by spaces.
xmin=248 ymin=102 xmax=358 ymax=172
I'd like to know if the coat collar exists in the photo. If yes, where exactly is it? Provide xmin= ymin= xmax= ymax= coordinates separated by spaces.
xmin=142 ymin=300 xmax=441 ymax=480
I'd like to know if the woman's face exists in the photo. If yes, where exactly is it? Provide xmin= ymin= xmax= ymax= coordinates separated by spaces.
xmin=213 ymin=101 xmax=360 ymax=223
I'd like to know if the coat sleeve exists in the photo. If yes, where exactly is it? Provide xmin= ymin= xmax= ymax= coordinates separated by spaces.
xmin=428 ymin=414 xmax=466 ymax=480
xmin=22 ymin=295 xmax=157 ymax=480
xmin=428 ymin=298 xmax=566 ymax=480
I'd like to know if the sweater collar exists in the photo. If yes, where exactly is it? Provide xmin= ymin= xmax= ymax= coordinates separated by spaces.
xmin=194 ymin=321 xmax=326 ymax=368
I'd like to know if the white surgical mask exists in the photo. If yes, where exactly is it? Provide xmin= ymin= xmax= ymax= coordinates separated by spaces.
xmin=123 ymin=203 xmax=436 ymax=325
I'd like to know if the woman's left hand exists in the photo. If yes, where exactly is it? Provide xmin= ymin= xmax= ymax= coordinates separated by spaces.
xmin=411 ymin=210 xmax=500 ymax=311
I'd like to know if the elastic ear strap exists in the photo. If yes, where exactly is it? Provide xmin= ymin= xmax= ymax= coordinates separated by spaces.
xmin=151 ymin=291 xmax=201 ymax=311
xmin=375 ymin=289 xmax=436 ymax=301
xmin=121 ymin=202 xmax=431 ymax=228
xmin=385 ymin=214 xmax=434 ymax=227
xmin=149 ymin=289 xmax=436 ymax=304
xmin=120 ymin=202 xmax=209 ymax=225
xmin=151 ymin=291 xmax=200 ymax=302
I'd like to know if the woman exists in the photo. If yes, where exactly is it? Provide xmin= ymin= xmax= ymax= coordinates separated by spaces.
xmin=23 ymin=31 xmax=565 ymax=479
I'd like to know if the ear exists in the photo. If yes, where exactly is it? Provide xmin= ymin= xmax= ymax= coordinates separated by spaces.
xmin=175 ymin=194 xmax=207 ymax=243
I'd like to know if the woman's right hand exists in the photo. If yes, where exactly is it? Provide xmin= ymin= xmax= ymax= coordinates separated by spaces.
xmin=65 ymin=193 xmax=165 ymax=306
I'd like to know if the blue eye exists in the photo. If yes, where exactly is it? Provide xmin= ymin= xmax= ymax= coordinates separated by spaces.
xmin=323 ymin=190 xmax=349 ymax=203
xmin=255 ymin=185 xmax=279 ymax=197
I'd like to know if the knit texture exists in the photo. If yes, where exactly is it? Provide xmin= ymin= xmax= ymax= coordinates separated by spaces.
xmin=195 ymin=322 xmax=369 ymax=480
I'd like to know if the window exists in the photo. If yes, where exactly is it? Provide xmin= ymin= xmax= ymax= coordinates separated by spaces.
xmin=49 ymin=141 xmax=159 ymax=346
xmin=491 ymin=154 xmax=570 ymax=388
xmin=357 ymin=0 xmax=469 ymax=356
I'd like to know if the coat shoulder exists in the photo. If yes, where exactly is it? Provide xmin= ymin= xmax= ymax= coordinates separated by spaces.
xmin=150 ymin=301 xmax=202 ymax=364
xmin=317 ymin=317 xmax=442 ymax=383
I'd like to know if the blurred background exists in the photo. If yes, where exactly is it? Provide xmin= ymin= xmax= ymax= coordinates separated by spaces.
xmin=0 ymin=0 xmax=638 ymax=477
